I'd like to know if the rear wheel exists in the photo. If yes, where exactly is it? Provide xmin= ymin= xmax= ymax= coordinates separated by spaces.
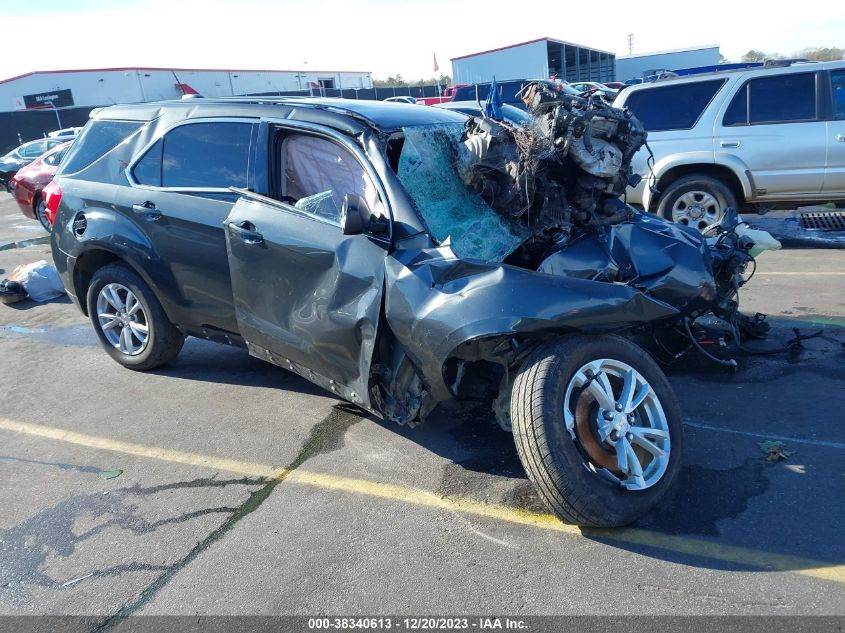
xmin=34 ymin=196 xmax=51 ymax=232
xmin=87 ymin=263 xmax=184 ymax=370
xmin=511 ymin=334 xmax=683 ymax=527
xmin=657 ymin=174 xmax=738 ymax=232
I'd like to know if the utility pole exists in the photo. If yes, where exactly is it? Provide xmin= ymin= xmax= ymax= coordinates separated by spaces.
xmin=628 ymin=34 xmax=634 ymax=55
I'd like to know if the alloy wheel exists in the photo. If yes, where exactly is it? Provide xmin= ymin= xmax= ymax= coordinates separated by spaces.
xmin=36 ymin=199 xmax=51 ymax=231
xmin=96 ymin=283 xmax=150 ymax=356
xmin=562 ymin=358 xmax=670 ymax=490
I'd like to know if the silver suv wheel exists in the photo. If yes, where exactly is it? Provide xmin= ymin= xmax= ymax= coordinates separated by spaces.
xmin=671 ymin=190 xmax=723 ymax=230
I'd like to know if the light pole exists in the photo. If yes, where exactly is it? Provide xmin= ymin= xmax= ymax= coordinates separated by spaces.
xmin=47 ymin=101 xmax=62 ymax=130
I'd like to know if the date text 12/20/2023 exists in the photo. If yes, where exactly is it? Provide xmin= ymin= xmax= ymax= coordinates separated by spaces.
xmin=307 ymin=617 xmax=529 ymax=630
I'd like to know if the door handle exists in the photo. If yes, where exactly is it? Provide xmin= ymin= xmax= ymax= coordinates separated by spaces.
xmin=228 ymin=221 xmax=264 ymax=245
xmin=131 ymin=202 xmax=162 ymax=220
xmin=721 ymin=140 xmax=741 ymax=148
xmin=837 ymin=134 xmax=845 ymax=142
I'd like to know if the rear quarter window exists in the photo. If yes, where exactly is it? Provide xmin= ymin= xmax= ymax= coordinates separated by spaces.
xmin=59 ymin=120 xmax=143 ymax=174
xmin=623 ymin=79 xmax=726 ymax=132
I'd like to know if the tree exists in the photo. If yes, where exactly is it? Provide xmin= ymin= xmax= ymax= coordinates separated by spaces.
xmin=719 ymin=53 xmax=729 ymax=64
xmin=741 ymin=50 xmax=767 ymax=62
xmin=797 ymin=47 xmax=845 ymax=61
xmin=373 ymin=74 xmax=408 ymax=87
xmin=373 ymin=74 xmax=452 ymax=87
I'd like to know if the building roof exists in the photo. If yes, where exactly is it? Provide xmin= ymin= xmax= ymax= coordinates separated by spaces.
xmin=451 ymin=37 xmax=613 ymax=62
xmin=0 ymin=66 xmax=372 ymax=86
xmin=616 ymin=45 xmax=720 ymax=60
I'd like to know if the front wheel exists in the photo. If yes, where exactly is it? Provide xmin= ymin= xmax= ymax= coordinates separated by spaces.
xmin=511 ymin=334 xmax=683 ymax=527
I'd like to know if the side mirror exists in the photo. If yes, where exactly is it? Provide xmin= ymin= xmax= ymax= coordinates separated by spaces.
xmin=340 ymin=193 xmax=389 ymax=236
xmin=340 ymin=194 xmax=369 ymax=235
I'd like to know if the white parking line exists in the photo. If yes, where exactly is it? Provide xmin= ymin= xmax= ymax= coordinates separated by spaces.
xmin=685 ymin=421 xmax=845 ymax=449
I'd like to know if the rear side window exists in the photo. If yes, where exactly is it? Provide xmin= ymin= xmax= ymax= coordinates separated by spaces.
xmin=60 ymin=120 xmax=143 ymax=174
xmin=833 ymin=70 xmax=845 ymax=120
xmin=724 ymin=73 xmax=817 ymax=126
xmin=623 ymin=79 xmax=725 ymax=131
xmin=133 ymin=122 xmax=251 ymax=189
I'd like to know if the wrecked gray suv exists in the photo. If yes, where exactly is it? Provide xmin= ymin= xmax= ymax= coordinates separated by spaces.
xmin=51 ymin=90 xmax=767 ymax=526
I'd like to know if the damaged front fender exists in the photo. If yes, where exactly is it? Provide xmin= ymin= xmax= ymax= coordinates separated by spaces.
xmin=384 ymin=243 xmax=678 ymax=404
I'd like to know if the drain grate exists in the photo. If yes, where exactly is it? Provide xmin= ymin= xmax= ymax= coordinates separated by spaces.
xmin=799 ymin=211 xmax=845 ymax=231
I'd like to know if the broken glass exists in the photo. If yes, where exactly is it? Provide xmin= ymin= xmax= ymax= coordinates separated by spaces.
xmin=397 ymin=124 xmax=528 ymax=262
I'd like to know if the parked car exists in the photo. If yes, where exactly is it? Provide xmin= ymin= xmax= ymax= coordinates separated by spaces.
xmin=433 ymin=100 xmax=529 ymax=125
xmin=415 ymin=85 xmax=466 ymax=106
xmin=0 ymin=138 xmax=66 ymax=193
xmin=570 ymin=81 xmax=618 ymax=97
xmin=49 ymin=96 xmax=765 ymax=527
xmin=615 ymin=60 xmax=845 ymax=230
xmin=603 ymin=82 xmax=626 ymax=90
xmin=383 ymin=96 xmax=417 ymax=104
xmin=47 ymin=126 xmax=83 ymax=140
xmin=11 ymin=141 xmax=72 ymax=231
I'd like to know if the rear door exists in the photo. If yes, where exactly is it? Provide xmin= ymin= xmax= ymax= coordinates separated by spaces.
xmin=120 ymin=118 xmax=257 ymax=335
xmin=224 ymin=124 xmax=390 ymax=407
xmin=714 ymin=70 xmax=826 ymax=196
xmin=824 ymin=67 xmax=845 ymax=193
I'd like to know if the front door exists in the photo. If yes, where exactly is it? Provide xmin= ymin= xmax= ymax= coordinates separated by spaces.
xmin=224 ymin=127 xmax=390 ymax=407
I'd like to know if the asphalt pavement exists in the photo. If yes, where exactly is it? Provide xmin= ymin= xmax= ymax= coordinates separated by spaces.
xmin=1 ymin=194 xmax=844 ymax=623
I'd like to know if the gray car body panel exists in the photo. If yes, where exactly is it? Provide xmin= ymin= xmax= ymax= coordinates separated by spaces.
xmin=383 ymin=242 xmax=679 ymax=403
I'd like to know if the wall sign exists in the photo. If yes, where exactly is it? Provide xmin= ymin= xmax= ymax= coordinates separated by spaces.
xmin=23 ymin=89 xmax=75 ymax=109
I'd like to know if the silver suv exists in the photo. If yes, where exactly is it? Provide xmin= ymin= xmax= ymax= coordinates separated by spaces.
xmin=616 ymin=60 xmax=845 ymax=230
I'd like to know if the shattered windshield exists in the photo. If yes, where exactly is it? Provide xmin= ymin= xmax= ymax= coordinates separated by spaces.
xmin=396 ymin=123 xmax=529 ymax=262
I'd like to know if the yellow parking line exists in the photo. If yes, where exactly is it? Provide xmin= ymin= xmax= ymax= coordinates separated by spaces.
xmin=1 ymin=416 xmax=843 ymax=585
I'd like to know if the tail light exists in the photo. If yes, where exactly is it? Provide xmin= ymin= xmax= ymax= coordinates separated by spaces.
xmin=42 ymin=181 xmax=62 ymax=227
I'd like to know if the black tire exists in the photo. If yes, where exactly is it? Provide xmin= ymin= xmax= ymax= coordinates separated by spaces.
xmin=87 ymin=263 xmax=184 ymax=371
xmin=34 ymin=196 xmax=51 ymax=232
xmin=511 ymin=334 xmax=683 ymax=527
xmin=656 ymin=173 xmax=738 ymax=232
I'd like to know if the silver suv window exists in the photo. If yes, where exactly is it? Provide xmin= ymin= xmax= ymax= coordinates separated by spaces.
xmin=832 ymin=69 xmax=845 ymax=120
xmin=723 ymin=72 xmax=817 ymax=126
xmin=622 ymin=79 xmax=726 ymax=132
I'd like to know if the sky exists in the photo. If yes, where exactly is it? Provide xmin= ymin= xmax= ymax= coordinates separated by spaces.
xmin=1 ymin=0 xmax=844 ymax=81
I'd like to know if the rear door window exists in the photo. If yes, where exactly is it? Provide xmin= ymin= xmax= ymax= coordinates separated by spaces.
xmin=132 ymin=121 xmax=252 ymax=189
xmin=623 ymin=79 xmax=726 ymax=131
xmin=60 ymin=120 xmax=143 ymax=174
xmin=725 ymin=72 xmax=817 ymax=126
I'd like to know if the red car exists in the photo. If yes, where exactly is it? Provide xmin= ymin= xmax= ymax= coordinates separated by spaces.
xmin=11 ymin=141 xmax=72 ymax=231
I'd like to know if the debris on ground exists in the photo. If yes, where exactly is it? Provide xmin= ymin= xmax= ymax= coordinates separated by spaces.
xmin=0 ymin=279 xmax=28 ymax=304
xmin=758 ymin=440 xmax=793 ymax=462
xmin=98 ymin=469 xmax=123 ymax=480
xmin=10 ymin=260 xmax=65 ymax=302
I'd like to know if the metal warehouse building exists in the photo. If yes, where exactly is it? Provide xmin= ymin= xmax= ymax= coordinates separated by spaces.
xmin=0 ymin=66 xmax=373 ymax=153
xmin=0 ymin=66 xmax=373 ymax=114
xmin=615 ymin=45 xmax=721 ymax=82
xmin=451 ymin=37 xmax=616 ymax=85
